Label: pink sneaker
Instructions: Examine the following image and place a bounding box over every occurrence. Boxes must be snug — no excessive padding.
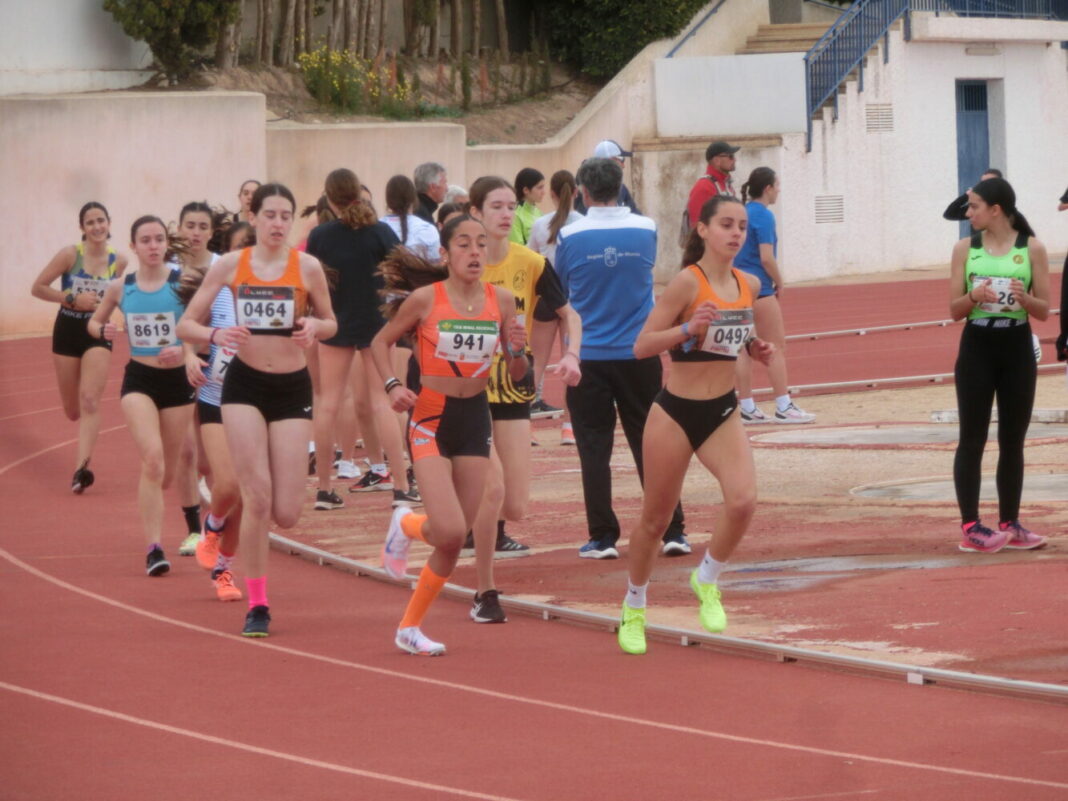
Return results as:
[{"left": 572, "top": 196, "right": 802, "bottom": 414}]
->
[
  {"left": 958, "top": 521, "right": 1011, "bottom": 553},
  {"left": 999, "top": 520, "right": 1047, "bottom": 550}
]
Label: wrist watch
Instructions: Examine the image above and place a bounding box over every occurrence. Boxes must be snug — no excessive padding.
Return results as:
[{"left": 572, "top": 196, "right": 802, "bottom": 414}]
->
[{"left": 64, "top": 291, "right": 75, "bottom": 305}]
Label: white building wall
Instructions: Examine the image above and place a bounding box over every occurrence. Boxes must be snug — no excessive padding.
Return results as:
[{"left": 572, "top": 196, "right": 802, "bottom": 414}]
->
[{"left": 0, "top": 0, "right": 152, "bottom": 94}]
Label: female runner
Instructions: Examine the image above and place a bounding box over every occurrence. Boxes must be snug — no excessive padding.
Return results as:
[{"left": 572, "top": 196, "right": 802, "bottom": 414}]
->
[
  {"left": 950, "top": 177, "right": 1049, "bottom": 553},
  {"left": 617, "top": 195, "right": 774, "bottom": 655},
  {"left": 372, "top": 215, "right": 528, "bottom": 655},
  {"left": 88, "top": 216, "right": 196, "bottom": 576},
  {"left": 177, "top": 183, "right": 337, "bottom": 637},
  {"left": 508, "top": 167, "right": 545, "bottom": 246},
  {"left": 32, "top": 202, "right": 128, "bottom": 492}
]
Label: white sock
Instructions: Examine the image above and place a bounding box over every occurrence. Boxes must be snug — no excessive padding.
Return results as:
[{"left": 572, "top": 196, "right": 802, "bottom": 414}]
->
[
  {"left": 371, "top": 463, "right": 387, "bottom": 475},
  {"left": 697, "top": 551, "right": 727, "bottom": 585},
  {"left": 308, "top": 440, "right": 316, "bottom": 453},
  {"left": 214, "top": 552, "right": 234, "bottom": 572},
  {"left": 740, "top": 397, "right": 756, "bottom": 413},
  {"left": 775, "top": 394, "right": 792, "bottom": 413},
  {"left": 206, "top": 513, "right": 226, "bottom": 532},
  {"left": 625, "top": 580, "right": 648, "bottom": 609}
]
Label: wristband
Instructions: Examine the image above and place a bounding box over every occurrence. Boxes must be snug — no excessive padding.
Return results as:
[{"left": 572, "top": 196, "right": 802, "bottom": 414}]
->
[
  {"left": 64, "top": 291, "right": 75, "bottom": 306},
  {"left": 744, "top": 336, "right": 756, "bottom": 355},
  {"left": 384, "top": 377, "right": 402, "bottom": 393},
  {"left": 209, "top": 328, "right": 218, "bottom": 345},
  {"left": 506, "top": 343, "right": 526, "bottom": 359}
]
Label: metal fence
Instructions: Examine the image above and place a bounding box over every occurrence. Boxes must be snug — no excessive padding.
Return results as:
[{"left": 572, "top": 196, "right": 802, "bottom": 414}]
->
[{"left": 909, "top": 0, "right": 1060, "bottom": 16}]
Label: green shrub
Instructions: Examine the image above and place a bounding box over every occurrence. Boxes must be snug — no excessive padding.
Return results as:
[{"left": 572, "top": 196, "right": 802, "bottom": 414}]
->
[{"left": 297, "top": 45, "right": 420, "bottom": 117}]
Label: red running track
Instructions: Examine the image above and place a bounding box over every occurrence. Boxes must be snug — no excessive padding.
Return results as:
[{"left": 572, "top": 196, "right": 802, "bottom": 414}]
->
[{"left": 2, "top": 277, "right": 1067, "bottom": 800}]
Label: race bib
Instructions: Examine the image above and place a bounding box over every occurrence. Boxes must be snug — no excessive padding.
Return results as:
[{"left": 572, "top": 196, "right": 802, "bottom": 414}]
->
[
  {"left": 972, "top": 275, "right": 1021, "bottom": 314},
  {"left": 435, "top": 319, "right": 499, "bottom": 364},
  {"left": 700, "top": 309, "right": 754, "bottom": 357},
  {"left": 71, "top": 275, "right": 109, "bottom": 301},
  {"left": 128, "top": 311, "right": 177, "bottom": 350},
  {"left": 210, "top": 345, "right": 238, "bottom": 384},
  {"left": 236, "top": 286, "right": 295, "bottom": 330}
]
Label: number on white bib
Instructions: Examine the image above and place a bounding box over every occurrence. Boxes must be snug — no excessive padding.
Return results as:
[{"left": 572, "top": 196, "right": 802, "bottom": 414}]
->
[
  {"left": 71, "top": 275, "right": 109, "bottom": 301},
  {"left": 435, "top": 319, "right": 499, "bottom": 365},
  {"left": 210, "top": 345, "right": 238, "bottom": 384},
  {"left": 236, "top": 285, "right": 295, "bottom": 331},
  {"left": 128, "top": 311, "right": 177, "bottom": 350},
  {"left": 972, "top": 275, "right": 1020, "bottom": 314},
  {"left": 700, "top": 309, "right": 754, "bottom": 357}
]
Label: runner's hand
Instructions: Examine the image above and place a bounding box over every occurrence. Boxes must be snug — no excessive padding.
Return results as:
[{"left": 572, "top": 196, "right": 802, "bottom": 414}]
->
[
  {"left": 971, "top": 279, "right": 996, "bottom": 304},
  {"left": 687, "top": 301, "right": 718, "bottom": 341},
  {"left": 101, "top": 322, "right": 117, "bottom": 341},
  {"left": 158, "top": 345, "right": 184, "bottom": 368},
  {"left": 552, "top": 351, "right": 582, "bottom": 387},
  {"left": 507, "top": 317, "right": 526, "bottom": 354},
  {"left": 387, "top": 385, "right": 417, "bottom": 413},
  {"left": 749, "top": 338, "right": 775, "bottom": 366},
  {"left": 215, "top": 326, "right": 249, "bottom": 349},
  {"left": 292, "top": 317, "right": 318, "bottom": 349},
  {"left": 185, "top": 353, "right": 209, "bottom": 388}
]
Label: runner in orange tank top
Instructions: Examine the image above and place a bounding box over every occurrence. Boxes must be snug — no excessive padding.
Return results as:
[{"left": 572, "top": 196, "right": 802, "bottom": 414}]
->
[{"left": 369, "top": 215, "right": 529, "bottom": 656}]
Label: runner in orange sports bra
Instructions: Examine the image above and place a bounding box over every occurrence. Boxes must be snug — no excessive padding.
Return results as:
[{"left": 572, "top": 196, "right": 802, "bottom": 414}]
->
[
  {"left": 615, "top": 194, "right": 775, "bottom": 655},
  {"left": 369, "top": 214, "right": 528, "bottom": 656}
]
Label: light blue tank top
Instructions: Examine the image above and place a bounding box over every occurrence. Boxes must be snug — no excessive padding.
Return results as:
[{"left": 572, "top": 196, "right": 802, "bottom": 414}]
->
[{"left": 119, "top": 269, "right": 185, "bottom": 357}]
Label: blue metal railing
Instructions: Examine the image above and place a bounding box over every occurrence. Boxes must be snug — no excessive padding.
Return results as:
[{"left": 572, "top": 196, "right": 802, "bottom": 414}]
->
[{"left": 911, "top": 0, "right": 1057, "bottom": 16}]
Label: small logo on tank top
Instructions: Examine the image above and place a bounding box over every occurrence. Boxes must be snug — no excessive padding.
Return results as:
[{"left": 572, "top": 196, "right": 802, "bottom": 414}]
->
[{"left": 604, "top": 247, "right": 618, "bottom": 268}]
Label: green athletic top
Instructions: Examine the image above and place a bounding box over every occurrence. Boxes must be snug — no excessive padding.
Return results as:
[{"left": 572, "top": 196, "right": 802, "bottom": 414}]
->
[
  {"left": 965, "top": 230, "right": 1031, "bottom": 321},
  {"left": 509, "top": 200, "right": 543, "bottom": 246}
]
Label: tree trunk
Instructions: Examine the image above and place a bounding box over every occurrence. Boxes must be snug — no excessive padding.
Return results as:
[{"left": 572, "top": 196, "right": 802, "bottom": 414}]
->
[
  {"left": 260, "top": 0, "right": 276, "bottom": 65},
  {"left": 494, "top": 0, "right": 507, "bottom": 60},
  {"left": 346, "top": 0, "right": 359, "bottom": 51},
  {"left": 471, "top": 0, "right": 480, "bottom": 57},
  {"left": 329, "top": 0, "right": 344, "bottom": 50},
  {"left": 377, "top": 0, "right": 387, "bottom": 55},
  {"left": 253, "top": 0, "right": 264, "bottom": 65},
  {"left": 293, "top": 0, "right": 304, "bottom": 57},
  {"left": 304, "top": 0, "right": 313, "bottom": 53},
  {"left": 215, "top": 16, "right": 235, "bottom": 69},
  {"left": 449, "top": 0, "right": 461, "bottom": 57},
  {"left": 277, "top": 0, "right": 294, "bottom": 65},
  {"left": 355, "top": 0, "right": 368, "bottom": 58},
  {"left": 428, "top": 0, "right": 439, "bottom": 59}
]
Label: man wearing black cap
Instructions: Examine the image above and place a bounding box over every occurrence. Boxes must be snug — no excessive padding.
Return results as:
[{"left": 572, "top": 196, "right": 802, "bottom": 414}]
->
[{"left": 683, "top": 141, "right": 739, "bottom": 240}]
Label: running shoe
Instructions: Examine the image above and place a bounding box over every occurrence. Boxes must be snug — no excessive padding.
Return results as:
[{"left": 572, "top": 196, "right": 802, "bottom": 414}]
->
[
  {"left": 530, "top": 399, "right": 563, "bottom": 419},
  {"left": 146, "top": 546, "right": 170, "bottom": 577},
  {"left": 349, "top": 470, "right": 393, "bottom": 492},
  {"left": 739, "top": 406, "right": 770, "bottom": 425},
  {"left": 470, "top": 589, "right": 508, "bottom": 623},
  {"left": 560, "top": 422, "right": 576, "bottom": 445},
  {"left": 314, "top": 489, "right": 345, "bottom": 510},
  {"left": 212, "top": 569, "right": 243, "bottom": 602},
  {"left": 307, "top": 451, "right": 317, "bottom": 476},
  {"left": 71, "top": 460, "right": 95, "bottom": 494},
  {"left": 661, "top": 532, "right": 692, "bottom": 556},
  {"left": 335, "top": 459, "right": 361, "bottom": 480},
  {"left": 496, "top": 528, "right": 530, "bottom": 557},
  {"left": 618, "top": 603, "right": 647, "bottom": 655},
  {"left": 999, "top": 520, "right": 1047, "bottom": 550},
  {"left": 196, "top": 521, "right": 222, "bottom": 570},
  {"left": 460, "top": 530, "right": 476, "bottom": 558},
  {"left": 579, "top": 540, "right": 619, "bottom": 559},
  {"left": 774, "top": 403, "right": 816, "bottom": 424},
  {"left": 392, "top": 487, "right": 422, "bottom": 508},
  {"left": 690, "top": 570, "right": 727, "bottom": 633},
  {"left": 382, "top": 506, "right": 413, "bottom": 578},
  {"left": 958, "top": 521, "right": 1011, "bottom": 553},
  {"left": 395, "top": 626, "right": 446, "bottom": 656},
  {"left": 1032, "top": 333, "right": 1042, "bottom": 363},
  {"left": 406, "top": 465, "right": 417, "bottom": 489},
  {"left": 178, "top": 531, "right": 201, "bottom": 557},
  {"left": 242, "top": 605, "right": 271, "bottom": 637}
]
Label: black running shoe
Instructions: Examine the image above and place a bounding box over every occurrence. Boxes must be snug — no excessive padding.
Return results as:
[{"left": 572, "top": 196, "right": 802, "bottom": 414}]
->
[
  {"left": 71, "top": 460, "right": 95, "bottom": 494},
  {"left": 307, "top": 451, "right": 317, "bottom": 476},
  {"left": 391, "top": 487, "right": 422, "bottom": 508},
  {"left": 145, "top": 546, "right": 170, "bottom": 577},
  {"left": 470, "top": 589, "right": 508, "bottom": 623},
  {"left": 406, "top": 465, "right": 417, "bottom": 490},
  {"left": 530, "top": 399, "right": 563, "bottom": 420},
  {"left": 242, "top": 605, "right": 271, "bottom": 637},
  {"left": 348, "top": 470, "right": 393, "bottom": 492},
  {"left": 495, "top": 529, "right": 530, "bottom": 556},
  {"left": 460, "top": 531, "right": 475, "bottom": 558},
  {"left": 314, "top": 489, "right": 344, "bottom": 510}
]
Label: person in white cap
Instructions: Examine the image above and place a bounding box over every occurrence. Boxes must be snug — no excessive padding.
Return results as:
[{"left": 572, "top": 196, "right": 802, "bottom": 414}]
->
[{"left": 574, "top": 140, "right": 641, "bottom": 215}]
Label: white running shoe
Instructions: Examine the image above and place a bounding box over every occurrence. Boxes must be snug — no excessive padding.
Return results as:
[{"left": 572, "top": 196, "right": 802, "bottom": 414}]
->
[
  {"left": 1032, "top": 334, "right": 1042, "bottom": 363},
  {"left": 178, "top": 532, "right": 201, "bottom": 556},
  {"left": 382, "top": 506, "right": 413, "bottom": 578},
  {"left": 740, "top": 406, "right": 770, "bottom": 424},
  {"left": 774, "top": 402, "right": 816, "bottom": 424},
  {"left": 335, "top": 459, "right": 361, "bottom": 480},
  {"left": 560, "top": 422, "right": 576, "bottom": 445},
  {"left": 395, "top": 626, "right": 446, "bottom": 656}
]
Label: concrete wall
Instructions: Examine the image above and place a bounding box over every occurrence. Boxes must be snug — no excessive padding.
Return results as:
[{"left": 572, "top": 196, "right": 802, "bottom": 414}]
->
[
  {"left": 0, "top": 0, "right": 152, "bottom": 94},
  {"left": 4, "top": 92, "right": 266, "bottom": 338},
  {"left": 654, "top": 53, "right": 807, "bottom": 137}
]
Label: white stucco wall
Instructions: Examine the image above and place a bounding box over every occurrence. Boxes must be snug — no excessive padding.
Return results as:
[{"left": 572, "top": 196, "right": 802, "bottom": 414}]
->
[
  {"left": 3, "top": 92, "right": 266, "bottom": 337},
  {"left": 0, "top": 0, "right": 153, "bottom": 94},
  {"left": 654, "top": 53, "right": 807, "bottom": 137}
]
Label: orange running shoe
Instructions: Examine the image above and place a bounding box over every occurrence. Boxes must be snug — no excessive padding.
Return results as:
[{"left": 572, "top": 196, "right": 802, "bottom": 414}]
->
[
  {"left": 196, "top": 528, "right": 221, "bottom": 570},
  {"left": 213, "top": 569, "right": 242, "bottom": 602}
]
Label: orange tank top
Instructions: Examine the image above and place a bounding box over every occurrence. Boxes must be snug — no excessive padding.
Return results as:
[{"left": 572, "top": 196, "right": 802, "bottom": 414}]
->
[
  {"left": 672, "top": 265, "right": 755, "bottom": 362},
  {"left": 417, "top": 281, "right": 502, "bottom": 378},
  {"left": 231, "top": 247, "right": 308, "bottom": 336}
]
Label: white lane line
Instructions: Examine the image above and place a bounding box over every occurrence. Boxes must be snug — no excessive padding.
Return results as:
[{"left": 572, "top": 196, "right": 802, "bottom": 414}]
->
[
  {"left": 0, "top": 427, "right": 125, "bottom": 476},
  {"left": 0, "top": 395, "right": 120, "bottom": 422},
  {"left": 0, "top": 680, "right": 525, "bottom": 801},
  {"left": 2, "top": 546, "right": 1065, "bottom": 791}
]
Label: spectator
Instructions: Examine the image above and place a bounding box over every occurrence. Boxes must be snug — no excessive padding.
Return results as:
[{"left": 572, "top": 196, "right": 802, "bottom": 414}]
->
[
  {"left": 1057, "top": 182, "right": 1068, "bottom": 362},
  {"left": 413, "top": 162, "right": 448, "bottom": 224},
  {"left": 383, "top": 174, "right": 442, "bottom": 262},
  {"left": 943, "top": 168, "right": 1003, "bottom": 221},
  {"left": 574, "top": 140, "right": 640, "bottom": 215},
  {"left": 555, "top": 158, "right": 688, "bottom": 559},
  {"left": 682, "top": 141, "right": 739, "bottom": 243},
  {"left": 444, "top": 184, "right": 469, "bottom": 206}
]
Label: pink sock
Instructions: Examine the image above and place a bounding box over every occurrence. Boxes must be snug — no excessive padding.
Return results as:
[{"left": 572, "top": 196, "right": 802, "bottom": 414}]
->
[{"left": 247, "top": 576, "right": 267, "bottom": 609}]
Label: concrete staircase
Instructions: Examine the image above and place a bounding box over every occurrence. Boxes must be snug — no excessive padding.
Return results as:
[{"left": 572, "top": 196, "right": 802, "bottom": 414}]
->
[{"left": 736, "top": 22, "right": 829, "bottom": 54}]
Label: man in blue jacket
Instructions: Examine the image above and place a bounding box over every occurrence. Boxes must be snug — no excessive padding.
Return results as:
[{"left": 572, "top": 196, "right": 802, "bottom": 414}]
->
[{"left": 555, "top": 158, "right": 688, "bottom": 559}]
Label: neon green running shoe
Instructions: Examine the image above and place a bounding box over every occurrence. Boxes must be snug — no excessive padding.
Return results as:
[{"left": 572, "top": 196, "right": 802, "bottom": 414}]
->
[
  {"left": 690, "top": 570, "right": 727, "bottom": 633},
  {"left": 178, "top": 532, "right": 201, "bottom": 557},
  {"left": 618, "top": 603, "right": 647, "bottom": 655}
]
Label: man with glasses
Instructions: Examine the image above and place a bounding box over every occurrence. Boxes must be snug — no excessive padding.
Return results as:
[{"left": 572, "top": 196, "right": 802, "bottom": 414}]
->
[{"left": 683, "top": 141, "right": 740, "bottom": 243}]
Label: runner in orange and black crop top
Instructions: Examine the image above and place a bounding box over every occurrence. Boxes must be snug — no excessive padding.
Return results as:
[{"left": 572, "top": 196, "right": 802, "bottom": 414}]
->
[
  {"left": 230, "top": 245, "right": 308, "bottom": 336},
  {"left": 615, "top": 195, "right": 775, "bottom": 657},
  {"left": 369, "top": 214, "right": 528, "bottom": 657}
]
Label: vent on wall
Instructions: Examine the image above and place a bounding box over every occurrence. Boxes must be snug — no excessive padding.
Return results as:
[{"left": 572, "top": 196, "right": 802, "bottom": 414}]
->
[
  {"left": 815, "top": 195, "right": 845, "bottom": 224},
  {"left": 865, "top": 103, "right": 894, "bottom": 132}
]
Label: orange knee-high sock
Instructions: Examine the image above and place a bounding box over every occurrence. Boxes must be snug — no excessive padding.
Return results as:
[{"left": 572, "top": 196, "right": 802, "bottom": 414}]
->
[
  {"left": 399, "top": 562, "right": 448, "bottom": 629},
  {"left": 401, "top": 512, "right": 428, "bottom": 542}
]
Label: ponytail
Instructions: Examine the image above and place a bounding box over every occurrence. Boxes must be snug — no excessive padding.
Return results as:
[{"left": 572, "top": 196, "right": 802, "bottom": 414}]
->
[
  {"left": 740, "top": 167, "right": 776, "bottom": 204},
  {"left": 680, "top": 194, "right": 744, "bottom": 268},
  {"left": 547, "top": 170, "right": 576, "bottom": 245},
  {"left": 325, "top": 168, "right": 377, "bottom": 230},
  {"left": 971, "top": 177, "right": 1037, "bottom": 240}
]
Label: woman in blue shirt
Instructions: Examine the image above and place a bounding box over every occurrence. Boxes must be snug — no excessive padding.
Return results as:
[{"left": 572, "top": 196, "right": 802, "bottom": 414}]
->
[{"left": 734, "top": 167, "right": 814, "bottom": 424}]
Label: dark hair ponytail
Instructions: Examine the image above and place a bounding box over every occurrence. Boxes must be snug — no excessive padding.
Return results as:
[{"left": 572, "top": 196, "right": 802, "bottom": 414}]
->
[
  {"left": 971, "top": 177, "right": 1036, "bottom": 239},
  {"left": 740, "top": 167, "right": 776, "bottom": 203},
  {"left": 547, "top": 170, "right": 576, "bottom": 245},
  {"left": 680, "top": 194, "right": 744, "bottom": 267}
]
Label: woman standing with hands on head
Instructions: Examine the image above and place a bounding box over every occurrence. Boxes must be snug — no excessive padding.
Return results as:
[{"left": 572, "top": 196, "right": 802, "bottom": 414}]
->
[
  {"left": 32, "top": 202, "right": 128, "bottom": 493},
  {"left": 617, "top": 195, "right": 774, "bottom": 655},
  {"left": 372, "top": 215, "right": 529, "bottom": 655},
  {"left": 88, "top": 216, "right": 195, "bottom": 577},
  {"left": 177, "top": 183, "right": 337, "bottom": 637},
  {"left": 950, "top": 177, "right": 1049, "bottom": 554}
]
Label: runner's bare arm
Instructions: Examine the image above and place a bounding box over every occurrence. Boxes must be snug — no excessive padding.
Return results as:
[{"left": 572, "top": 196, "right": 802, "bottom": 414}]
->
[
  {"left": 634, "top": 270, "right": 705, "bottom": 359},
  {"left": 30, "top": 246, "right": 77, "bottom": 306}
]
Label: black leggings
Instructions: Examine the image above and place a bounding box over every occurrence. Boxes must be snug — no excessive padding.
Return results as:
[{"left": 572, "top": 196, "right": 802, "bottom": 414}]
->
[{"left": 953, "top": 321, "right": 1035, "bottom": 524}]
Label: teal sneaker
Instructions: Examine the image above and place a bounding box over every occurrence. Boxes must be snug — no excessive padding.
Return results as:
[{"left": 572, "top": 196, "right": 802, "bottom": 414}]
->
[
  {"left": 690, "top": 570, "right": 727, "bottom": 633},
  {"left": 618, "top": 603, "right": 647, "bottom": 655},
  {"left": 178, "top": 531, "right": 201, "bottom": 557}
]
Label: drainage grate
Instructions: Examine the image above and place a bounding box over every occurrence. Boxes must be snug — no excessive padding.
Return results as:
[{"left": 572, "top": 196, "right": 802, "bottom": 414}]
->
[
  {"left": 865, "top": 103, "right": 894, "bottom": 132},
  {"left": 815, "top": 195, "right": 845, "bottom": 224}
]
